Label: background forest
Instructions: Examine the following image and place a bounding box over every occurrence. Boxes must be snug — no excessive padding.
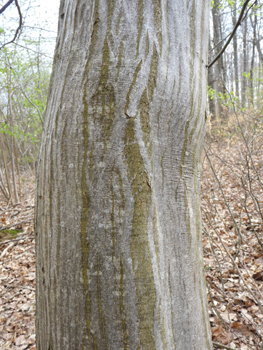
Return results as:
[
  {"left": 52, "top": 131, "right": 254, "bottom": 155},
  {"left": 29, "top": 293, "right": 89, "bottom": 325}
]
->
[{"left": 1, "top": 0, "right": 263, "bottom": 349}]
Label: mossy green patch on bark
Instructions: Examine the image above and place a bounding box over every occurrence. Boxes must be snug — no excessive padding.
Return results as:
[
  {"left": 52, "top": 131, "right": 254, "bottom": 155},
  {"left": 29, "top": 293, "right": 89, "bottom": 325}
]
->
[
  {"left": 85, "top": 0, "right": 99, "bottom": 73},
  {"left": 153, "top": 0, "right": 162, "bottom": 53},
  {"left": 136, "top": 0, "right": 144, "bottom": 57},
  {"left": 145, "top": 30, "right": 150, "bottom": 60},
  {"left": 100, "top": 39, "right": 111, "bottom": 89},
  {"left": 99, "top": 39, "right": 116, "bottom": 147},
  {"left": 97, "top": 252, "right": 106, "bottom": 345},
  {"left": 93, "top": 335, "right": 98, "bottom": 350},
  {"left": 80, "top": 2, "right": 117, "bottom": 345},
  {"left": 148, "top": 140, "right": 153, "bottom": 161},
  {"left": 80, "top": 3, "right": 117, "bottom": 344},
  {"left": 108, "top": 0, "right": 114, "bottom": 23},
  {"left": 148, "top": 44, "right": 158, "bottom": 99},
  {"left": 89, "top": 36, "right": 116, "bottom": 148},
  {"left": 116, "top": 9, "right": 122, "bottom": 36},
  {"left": 125, "top": 60, "right": 142, "bottom": 117},
  {"left": 110, "top": 176, "right": 116, "bottom": 256},
  {"left": 72, "top": 0, "right": 82, "bottom": 39},
  {"left": 120, "top": 255, "right": 129, "bottom": 349},
  {"left": 139, "top": 89, "right": 150, "bottom": 145},
  {"left": 124, "top": 119, "right": 156, "bottom": 350},
  {"left": 139, "top": 44, "right": 158, "bottom": 146}
]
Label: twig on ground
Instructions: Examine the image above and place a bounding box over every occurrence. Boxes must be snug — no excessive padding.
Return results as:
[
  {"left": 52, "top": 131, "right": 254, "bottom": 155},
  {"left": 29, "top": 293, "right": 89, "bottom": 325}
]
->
[
  {"left": 213, "top": 342, "right": 239, "bottom": 350},
  {"left": 0, "top": 234, "right": 27, "bottom": 245},
  {"left": 1, "top": 241, "right": 15, "bottom": 257},
  {"left": 0, "top": 219, "right": 32, "bottom": 231}
]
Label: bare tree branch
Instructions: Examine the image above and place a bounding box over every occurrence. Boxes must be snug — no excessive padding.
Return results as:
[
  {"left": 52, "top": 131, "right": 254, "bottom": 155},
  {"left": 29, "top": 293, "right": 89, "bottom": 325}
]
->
[
  {"left": 242, "top": 0, "right": 258, "bottom": 22},
  {"left": 209, "top": 0, "right": 258, "bottom": 54},
  {"left": 0, "top": 0, "right": 14, "bottom": 15},
  {"left": 207, "top": 0, "right": 252, "bottom": 69},
  {"left": 0, "top": 0, "right": 22, "bottom": 50},
  {"left": 209, "top": 32, "right": 231, "bottom": 54},
  {"left": 12, "top": 42, "right": 54, "bottom": 58}
]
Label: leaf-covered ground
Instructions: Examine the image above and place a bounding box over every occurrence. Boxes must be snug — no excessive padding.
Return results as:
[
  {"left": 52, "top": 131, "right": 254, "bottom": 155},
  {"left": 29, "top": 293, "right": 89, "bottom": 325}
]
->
[
  {"left": 0, "top": 177, "right": 36, "bottom": 350},
  {"left": 1, "top": 125, "right": 263, "bottom": 349},
  {"left": 203, "top": 116, "right": 263, "bottom": 350}
]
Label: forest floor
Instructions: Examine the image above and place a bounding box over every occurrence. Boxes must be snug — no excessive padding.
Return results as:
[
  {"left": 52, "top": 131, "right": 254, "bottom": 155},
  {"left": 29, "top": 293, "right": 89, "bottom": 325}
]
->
[
  {"left": 0, "top": 175, "right": 35, "bottom": 350},
  {"left": 202, "top": 116, "right": 263, "bottom": 350},
  {"left": 0, "top": 127, "right": 263, "bottom": 349}
]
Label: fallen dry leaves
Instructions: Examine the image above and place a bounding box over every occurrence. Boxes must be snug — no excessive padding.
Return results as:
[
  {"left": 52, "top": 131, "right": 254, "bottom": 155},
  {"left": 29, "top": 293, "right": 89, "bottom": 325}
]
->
[
  {"left": 0, "top": 174, "right": 35, "bottom": 350},
  {"left": 203, "top": 115, "right": 263, "bottom": 349}
]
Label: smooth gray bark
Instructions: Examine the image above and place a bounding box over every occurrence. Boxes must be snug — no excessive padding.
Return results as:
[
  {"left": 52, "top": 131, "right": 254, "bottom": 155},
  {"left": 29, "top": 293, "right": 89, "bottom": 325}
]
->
[
  {"left": 242, "top": 17, "right": 248, "bottom": 106},
  {"left": 208, "top": 31, "right": 217, "bottom": 119},
  {"left": 212, "top": 0, "right": 224, "bottom": 119},
  {"left": 232, "top": 1, "right": 239, "bottom": 102},
  {"left": 35, "top": 0, "right": 212, "bottom": 349},
  {"left": 250, "top": 12, "right": 256, "bottom": 104}
]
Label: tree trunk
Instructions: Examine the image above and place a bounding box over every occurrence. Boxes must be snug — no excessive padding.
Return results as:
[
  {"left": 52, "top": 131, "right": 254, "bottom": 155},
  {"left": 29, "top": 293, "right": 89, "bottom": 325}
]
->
[
  {"left": 241, "top": 17, "right": 248, "bottom": 107},
  {"left": 250, "top": 11, "right": 257, "bottom": 106},
  {"left": 212, "top": 0, "right": 224, "bottom": 119},
  {"left": 35, "top": 1, "right": 212, "bottom": 349},
  {"left": 208, "top": 31, "right": 217, "bottom": 119},
  {"left": 232, "top": 0, "right": 239, "bottom": 102},
  {"left": 254, "top": 12, "right": 263, "bottom": 63}
]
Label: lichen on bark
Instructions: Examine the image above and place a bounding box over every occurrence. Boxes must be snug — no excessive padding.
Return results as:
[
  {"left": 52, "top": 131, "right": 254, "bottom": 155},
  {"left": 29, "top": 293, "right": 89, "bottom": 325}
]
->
[{"left": 124, "top": 119, "right": 156, "bottom": 349}]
